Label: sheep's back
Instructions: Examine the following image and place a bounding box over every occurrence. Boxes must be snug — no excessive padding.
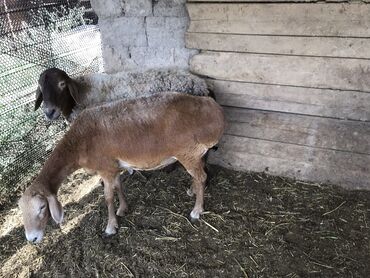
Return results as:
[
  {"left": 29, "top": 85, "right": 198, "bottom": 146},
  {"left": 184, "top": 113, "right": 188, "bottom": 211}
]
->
[
  {"left": 74, "top": 92, "right": 223, "bottom": 157},
  {"left": 76, "top": 69, "right": 210, "bottom": 109}
]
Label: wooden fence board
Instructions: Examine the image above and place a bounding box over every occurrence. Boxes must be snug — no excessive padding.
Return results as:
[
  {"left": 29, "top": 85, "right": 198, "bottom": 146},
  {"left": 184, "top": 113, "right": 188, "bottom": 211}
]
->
[
  {"left": 208, "top": 79, "right": 370, "bottom": 121},
  {"left": 209, "top": 135, "right": 370, "bottom": 189},
  {"left": 188, "top": 0, "right": 358, "bottom": 2},
  {"left": 223, "top": 107, "right": 370, "bottom": 154},
  {"left": 186, "top": 32, "right": 370, "bottom": 59},
  {"left": 190, "top": 52, "right": 370, "bottom": 92},
  {"left": 187, "top": 3, "right": 370, "bottom": 37},
  {"left": 187, "top": 1, "right": 370, "bottom": 189}
]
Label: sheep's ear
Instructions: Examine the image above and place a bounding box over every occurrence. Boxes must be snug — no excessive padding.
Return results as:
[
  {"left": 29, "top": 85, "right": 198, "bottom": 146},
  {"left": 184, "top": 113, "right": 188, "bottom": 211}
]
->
[
  {"left": 47, "top": 194, "right": 64, "bottom": 224},
  {"left": 34, "top": 87, "right": 43, "bottom": 111},
  {"left": 67, "top": 79, "right": 82, "bottom": 105}
]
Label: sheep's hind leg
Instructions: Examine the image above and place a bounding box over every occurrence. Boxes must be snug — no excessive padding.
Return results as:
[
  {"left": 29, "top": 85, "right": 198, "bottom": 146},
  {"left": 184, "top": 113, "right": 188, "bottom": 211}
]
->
[
  {"left": 179, "top": 157, "right": 207, "bottom": 220},
  {"left": 101, "top": 173, "right": 119, "bottom": 236},
  {"left": 186, "top": 184, "right": 195, "bottom": 197},
  {"left": 114, "top": 174, "right": 128, "bottom": 216}
]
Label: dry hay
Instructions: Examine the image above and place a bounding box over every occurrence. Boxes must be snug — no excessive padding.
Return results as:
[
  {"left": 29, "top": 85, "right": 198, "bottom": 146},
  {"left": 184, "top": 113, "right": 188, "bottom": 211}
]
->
[{"left": 0, "top": 165, "right": 369, "bottom": 277}]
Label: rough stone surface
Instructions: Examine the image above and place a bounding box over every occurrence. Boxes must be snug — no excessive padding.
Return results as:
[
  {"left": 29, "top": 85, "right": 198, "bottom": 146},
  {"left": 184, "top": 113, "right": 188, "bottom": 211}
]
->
[
  {"left": 102, "top": 46, "right": 198, "bottom": 72},
  {"left": 90, "top": 0, "right": 122, "bottom": 19},
  {"left": 130, "top": 47, "right": 176, "bottom": 68},
  {"left": 96, "top": 0, "right": 193, "bottom": 72},
  {"left": 123, "top": 0, "right": 152, "bottom": 17},
  {"left": 146, "top": 17, "right": 189, "bottom": 48},
  {"left": 99, "top": 17, "right": 147, "bottom": 47},
  {"left": 175, "top": 48, "right": 198, "bottom": 66},
  {"left": 102, "top": 44, "right": 136, "bottom": 73},
  {"left": 153, "top": 0, "right": 187, "bottom": 17}
]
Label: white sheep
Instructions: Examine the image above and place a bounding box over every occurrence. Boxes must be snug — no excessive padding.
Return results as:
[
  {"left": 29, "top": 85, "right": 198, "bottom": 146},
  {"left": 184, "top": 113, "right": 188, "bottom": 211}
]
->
[
  {"left": 34, "top": 67, "right": 210, "bottom": 122},
  {"left": 19, "top": 92, "right": 225, "bottom": 243}
]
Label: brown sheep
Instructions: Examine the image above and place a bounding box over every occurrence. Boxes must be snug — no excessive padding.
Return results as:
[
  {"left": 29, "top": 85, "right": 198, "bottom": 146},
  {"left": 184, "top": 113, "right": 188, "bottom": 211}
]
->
[{"left": 19, "top": 92, "right": 225, "bottom": 242}]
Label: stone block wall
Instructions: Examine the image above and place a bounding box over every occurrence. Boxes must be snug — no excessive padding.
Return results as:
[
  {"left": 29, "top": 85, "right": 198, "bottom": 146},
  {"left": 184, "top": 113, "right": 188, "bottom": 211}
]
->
[{"left": 90, "top": 0, "right": 197, "bottom": 73}]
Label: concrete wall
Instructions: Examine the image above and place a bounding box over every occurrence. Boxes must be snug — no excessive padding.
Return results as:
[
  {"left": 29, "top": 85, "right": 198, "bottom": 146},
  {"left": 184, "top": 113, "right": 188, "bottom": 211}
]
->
[{"left": 90, "top": 0, "right": 197, "bottom": 73}]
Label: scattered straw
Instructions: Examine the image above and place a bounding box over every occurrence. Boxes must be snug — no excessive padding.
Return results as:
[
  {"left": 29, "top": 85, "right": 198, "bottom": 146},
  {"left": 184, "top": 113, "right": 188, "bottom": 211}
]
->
[
  {"left": 120, "top": 262, "right": 134, "bottom": 277},
  {"left": 155, "top": 237, "right": 179, "bottom": 241},
  {"left": 323, "top": 201, "right": 346, "bottom": 216},
  {"left": 157, "top": 206, "right": 198, "bottom": 231},
  {"left": 234, "top": 258, "right": 249, "bottom": 278},
  {"left": 310, "top": 261, "right": 334, "bottom": 269},
  {"left": 200, "top": 219, "right": 219, "bottom": 233},
  {"left": 1, "top": 166, "right": 369, "bottom": 277},
  {"left": 265, "top": 222, "right": 289, "bottom": 236},
  {"left": 249, "top": 255, "right": 259, "bottom": 268},
  {"left": 302, "top": 251, "right": 334, "bottom": 269}
]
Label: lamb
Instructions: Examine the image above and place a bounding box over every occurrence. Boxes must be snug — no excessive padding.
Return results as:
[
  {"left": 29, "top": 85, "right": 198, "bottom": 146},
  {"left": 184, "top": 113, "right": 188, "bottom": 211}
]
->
[
  {"left": 34, "top": 67, "right": 210, "bottom": 122},
  {"left": 19, "top": 92, "right": 225, "bottom": 243}
]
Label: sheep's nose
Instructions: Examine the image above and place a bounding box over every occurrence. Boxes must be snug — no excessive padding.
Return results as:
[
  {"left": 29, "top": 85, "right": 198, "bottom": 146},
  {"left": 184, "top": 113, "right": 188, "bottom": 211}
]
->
[
  {"left": 25, "top": 230, "right": 43, "bottom": 243},
  {"left": 45, "top": 108, "right": 56, "bottom": 119}
]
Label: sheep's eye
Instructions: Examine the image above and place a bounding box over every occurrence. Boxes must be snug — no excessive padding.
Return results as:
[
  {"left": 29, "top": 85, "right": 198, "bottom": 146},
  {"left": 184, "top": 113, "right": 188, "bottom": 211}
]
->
[
  {"left": 58, "top": 81, "right": 66, "bottom": 90},
  {"left": 38, "top": 205, "right": 46, "bottom": 217}
]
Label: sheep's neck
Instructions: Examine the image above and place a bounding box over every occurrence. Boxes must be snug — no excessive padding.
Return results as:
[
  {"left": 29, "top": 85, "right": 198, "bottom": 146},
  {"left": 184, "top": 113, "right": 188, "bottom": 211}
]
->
[{"left": 36, "top": 140, "right": 79, "bottom": 195}]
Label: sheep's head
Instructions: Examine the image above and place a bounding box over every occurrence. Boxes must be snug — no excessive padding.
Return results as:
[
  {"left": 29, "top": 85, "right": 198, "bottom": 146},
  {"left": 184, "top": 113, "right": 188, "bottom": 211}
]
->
[
  {"left": 18, "top": 186, "right": 63, "bottom": 243},
  {"left": 35, "top": 68, "right": 80, "bottom": 120}
]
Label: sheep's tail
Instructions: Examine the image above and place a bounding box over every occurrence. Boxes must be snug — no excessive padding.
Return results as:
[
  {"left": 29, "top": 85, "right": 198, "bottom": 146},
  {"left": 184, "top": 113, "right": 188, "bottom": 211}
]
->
[
  {"left": 207, "top": 89, "right": 217, "bottom": 101},
  {"left": 210, "top": 145, "right": 218, "bottom": 151}
]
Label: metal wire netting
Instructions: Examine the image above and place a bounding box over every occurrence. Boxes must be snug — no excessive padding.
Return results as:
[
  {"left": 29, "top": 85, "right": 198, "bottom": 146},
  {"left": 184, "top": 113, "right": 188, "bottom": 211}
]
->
[{"left": 0, "top": 0, "right": 103, "bottom": 204}]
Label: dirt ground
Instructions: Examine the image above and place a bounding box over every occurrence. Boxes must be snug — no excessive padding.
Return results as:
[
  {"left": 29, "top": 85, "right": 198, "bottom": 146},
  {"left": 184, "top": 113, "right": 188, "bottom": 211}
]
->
[{"left": 0, "top": 165, "right": 369, "bottom": 277}]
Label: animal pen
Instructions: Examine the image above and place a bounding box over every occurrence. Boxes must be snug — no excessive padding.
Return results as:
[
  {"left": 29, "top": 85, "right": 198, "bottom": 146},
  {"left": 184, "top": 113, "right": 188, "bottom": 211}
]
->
[{"left": 0, "top": 0, "right": 369, "bottom": 277}]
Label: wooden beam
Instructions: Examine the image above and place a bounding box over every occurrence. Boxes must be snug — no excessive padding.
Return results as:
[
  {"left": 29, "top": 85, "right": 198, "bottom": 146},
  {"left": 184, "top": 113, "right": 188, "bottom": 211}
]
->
[
  {"left": 209, "top": 135, "right": 370, "bottom": 189},
  {"left": 186, "top": 32, "right": 370, "bottom": 59},
  {"left": 223, "top": 107, "right": 370, "bottom": 154},
  {"left": 188, "top": 0, "right": 360, "bottom": 2},
  {"left": 190, "top": 52, "right": 370, "bottom": 92},
  {"left": 208, "top": 79, "right": 370, "bottom": 121},
  {"left": 187, "top": 3, "right": 370, "bottom": 37}
]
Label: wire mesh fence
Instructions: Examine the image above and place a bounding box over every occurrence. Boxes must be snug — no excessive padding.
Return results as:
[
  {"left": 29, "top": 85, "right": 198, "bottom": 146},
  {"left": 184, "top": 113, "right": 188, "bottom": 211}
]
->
[{"left": 0, "top": 0, "right": 102, "bottom": 205}]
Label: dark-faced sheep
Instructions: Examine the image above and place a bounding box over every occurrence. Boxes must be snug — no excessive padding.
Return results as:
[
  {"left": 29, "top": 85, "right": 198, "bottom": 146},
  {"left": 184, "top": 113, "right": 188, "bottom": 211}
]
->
[
  {"left": 19, "top": 92, "right": 225, "bottom": 243},
  {"left": 35, "top": 68, "right": 210, "bottom": 122}
]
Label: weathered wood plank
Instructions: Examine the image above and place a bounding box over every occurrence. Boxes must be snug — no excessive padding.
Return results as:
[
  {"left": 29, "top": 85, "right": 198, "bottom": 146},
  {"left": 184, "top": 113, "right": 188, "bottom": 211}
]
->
[
  {"left": 223, "top": 107, "right": 370, "bottom": 154},
  {"left": 188, "top": 0, "right": 307, "bottom": 2},
  {"left": 209, "top": 135, "right": 370, "bottom": 189},
  {"left": 190, "top": 52, "right": 370, "bottom": 92},
  {"left": 187, "top": 0, "right": 321, "bottom": 2},
  {"left": 186, "top": 32, "right": 370, "bottom": 59},
  {"left": 187, "top": 3, "right": 370, "bottom": 37},
  {"left": 188, "top": 0, "right": 358, "bottom": 2},
  {"left": 208, "top": 79, "right": 370, "bottom": 121}
]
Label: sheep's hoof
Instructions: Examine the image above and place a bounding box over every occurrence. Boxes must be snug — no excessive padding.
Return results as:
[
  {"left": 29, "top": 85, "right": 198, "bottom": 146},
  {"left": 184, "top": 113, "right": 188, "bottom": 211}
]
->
[
  {"left": 104, "top": 222, "right": 118, "bottom": 236},
  {"left": 190, "top": 209, "right": 202, "bottom": 222},
  {"left": 186, "top": 188, "right": 194, "bottom": 197},
  {"left": 116, "top": 206, "right": 128, "bottom": 217},
  {"left": 103, "top": 228, "right": 117, "bottom": 237},
  {"left": 102, "top": 232, "right": 115, "bottom": 239}
]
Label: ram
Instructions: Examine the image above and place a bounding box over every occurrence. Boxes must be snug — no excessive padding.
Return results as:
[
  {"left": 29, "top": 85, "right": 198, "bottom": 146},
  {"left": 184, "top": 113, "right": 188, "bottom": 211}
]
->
[
  {"left": 35, "top": 68, "right": 210, "bottom": 122},
  {"left": 19, "top": 92, "right": 225, "bottom": 243}
]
